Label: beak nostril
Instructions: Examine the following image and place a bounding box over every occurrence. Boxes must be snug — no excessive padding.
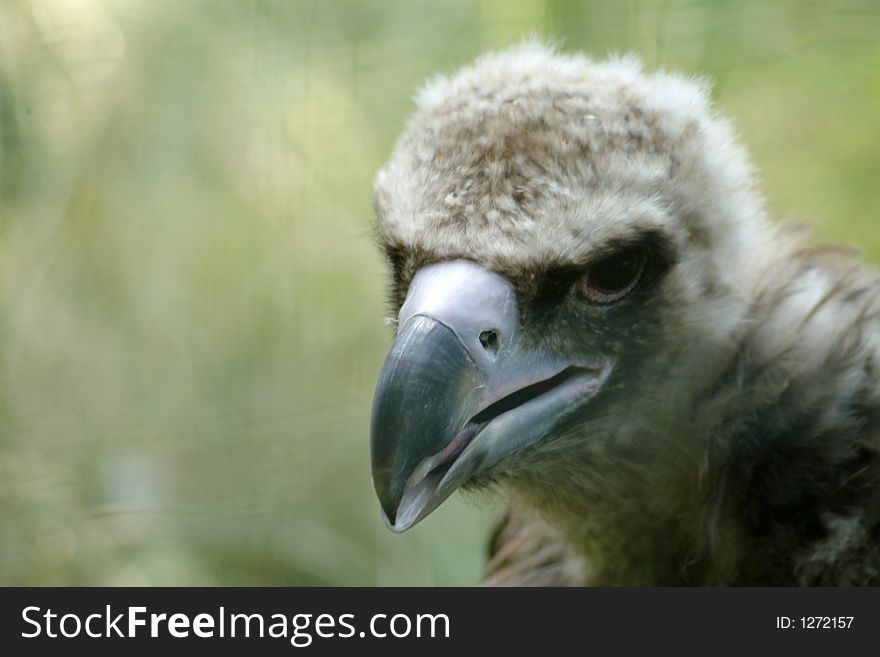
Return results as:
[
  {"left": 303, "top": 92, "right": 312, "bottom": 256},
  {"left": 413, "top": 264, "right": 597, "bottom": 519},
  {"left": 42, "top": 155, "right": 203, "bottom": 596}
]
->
[{"left": 479, "top": 329, "right": 501, "bottom": 359}]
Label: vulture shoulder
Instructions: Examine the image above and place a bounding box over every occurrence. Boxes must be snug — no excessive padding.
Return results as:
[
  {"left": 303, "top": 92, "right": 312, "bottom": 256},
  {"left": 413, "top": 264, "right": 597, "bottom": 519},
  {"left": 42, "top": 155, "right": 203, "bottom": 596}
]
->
[{"left": 485, "top": 507, "right": 588, "bottom": 586}]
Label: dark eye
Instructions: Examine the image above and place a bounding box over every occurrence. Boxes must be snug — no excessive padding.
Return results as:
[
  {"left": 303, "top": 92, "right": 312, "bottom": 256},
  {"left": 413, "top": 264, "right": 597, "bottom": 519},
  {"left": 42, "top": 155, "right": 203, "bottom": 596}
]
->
[{"left": 579, "top": 247, "right": 646, "bottom": 303}]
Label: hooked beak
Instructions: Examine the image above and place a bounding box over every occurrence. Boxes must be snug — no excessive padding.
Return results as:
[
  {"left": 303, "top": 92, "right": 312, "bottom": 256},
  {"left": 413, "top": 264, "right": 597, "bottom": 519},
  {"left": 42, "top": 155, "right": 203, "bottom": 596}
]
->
[{"left": 370, "top": 260, "right": 611, "bottom": 532}]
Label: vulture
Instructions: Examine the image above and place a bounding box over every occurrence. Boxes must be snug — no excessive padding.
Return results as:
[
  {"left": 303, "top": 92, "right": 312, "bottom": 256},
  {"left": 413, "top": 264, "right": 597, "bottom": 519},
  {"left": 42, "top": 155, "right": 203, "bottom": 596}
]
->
[{"left": 368, "top": 43, "right": 880, "bottom": 586}]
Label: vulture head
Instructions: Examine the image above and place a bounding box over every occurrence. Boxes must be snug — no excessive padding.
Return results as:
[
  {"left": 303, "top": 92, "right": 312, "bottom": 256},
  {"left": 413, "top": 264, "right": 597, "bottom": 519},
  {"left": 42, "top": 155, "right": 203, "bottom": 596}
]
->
[{"left": 369, "top": 44, "right": 880, "bottom": 585}]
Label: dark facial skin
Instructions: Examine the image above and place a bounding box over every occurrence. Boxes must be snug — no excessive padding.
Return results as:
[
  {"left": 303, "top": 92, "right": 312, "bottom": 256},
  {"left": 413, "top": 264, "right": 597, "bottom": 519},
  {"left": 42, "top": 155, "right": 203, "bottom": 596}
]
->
[{"left": 381, "top": 228, "right": 680, "bottom": 486}]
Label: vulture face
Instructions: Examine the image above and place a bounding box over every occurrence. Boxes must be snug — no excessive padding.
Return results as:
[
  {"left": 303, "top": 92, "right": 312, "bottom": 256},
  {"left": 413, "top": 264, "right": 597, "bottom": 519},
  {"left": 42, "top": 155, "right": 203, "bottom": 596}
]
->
[{"left": 370, "top": 45, "right": 771, "bottom": 532}]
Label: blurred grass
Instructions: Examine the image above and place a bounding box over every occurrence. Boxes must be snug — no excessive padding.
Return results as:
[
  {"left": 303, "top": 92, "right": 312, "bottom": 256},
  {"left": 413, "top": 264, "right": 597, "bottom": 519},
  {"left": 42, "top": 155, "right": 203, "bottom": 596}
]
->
[{"left": 0, "top": 0, "right": 878, "bottom": 585}]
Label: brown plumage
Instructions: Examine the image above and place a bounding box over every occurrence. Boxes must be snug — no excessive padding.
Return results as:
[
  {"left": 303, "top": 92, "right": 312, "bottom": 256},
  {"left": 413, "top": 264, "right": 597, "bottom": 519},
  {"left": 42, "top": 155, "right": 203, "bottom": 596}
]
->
[{"left": 369, "top": 44, "right": 880, "bottom": 585}]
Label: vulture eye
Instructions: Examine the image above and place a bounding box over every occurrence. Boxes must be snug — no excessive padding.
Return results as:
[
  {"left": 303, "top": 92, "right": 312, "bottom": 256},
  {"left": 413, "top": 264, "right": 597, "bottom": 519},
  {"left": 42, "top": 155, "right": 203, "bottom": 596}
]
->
[{"left": 579, "top": 246, "right": 646, "bottom": 303}]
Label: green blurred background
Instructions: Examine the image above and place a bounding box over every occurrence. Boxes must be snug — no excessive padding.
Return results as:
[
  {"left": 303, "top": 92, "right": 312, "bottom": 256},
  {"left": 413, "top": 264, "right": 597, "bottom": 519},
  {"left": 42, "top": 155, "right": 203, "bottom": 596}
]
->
[{"left": 0, "top": 0, "right": 878, "bottom": 585}]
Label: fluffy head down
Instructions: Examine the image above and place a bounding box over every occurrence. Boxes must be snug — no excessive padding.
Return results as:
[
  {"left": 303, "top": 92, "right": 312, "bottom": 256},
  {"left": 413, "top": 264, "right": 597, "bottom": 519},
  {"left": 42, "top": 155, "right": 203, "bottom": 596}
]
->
[{"left": 375, "top": 43, "right": 772, "bottom": 306}]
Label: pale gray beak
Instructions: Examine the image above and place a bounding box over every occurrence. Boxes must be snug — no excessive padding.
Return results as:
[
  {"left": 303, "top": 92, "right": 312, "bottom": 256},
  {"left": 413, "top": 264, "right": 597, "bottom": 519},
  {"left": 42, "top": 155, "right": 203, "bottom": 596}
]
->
[{"left": 371, "top": 260, "right": 611, "bottom": 531}]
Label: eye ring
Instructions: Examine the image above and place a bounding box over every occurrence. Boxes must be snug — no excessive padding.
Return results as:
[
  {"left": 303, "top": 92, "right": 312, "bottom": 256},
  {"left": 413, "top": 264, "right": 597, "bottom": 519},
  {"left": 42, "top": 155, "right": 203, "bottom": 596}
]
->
[{"left": 579, "top": 247, "right": 646, "bottom": 303}]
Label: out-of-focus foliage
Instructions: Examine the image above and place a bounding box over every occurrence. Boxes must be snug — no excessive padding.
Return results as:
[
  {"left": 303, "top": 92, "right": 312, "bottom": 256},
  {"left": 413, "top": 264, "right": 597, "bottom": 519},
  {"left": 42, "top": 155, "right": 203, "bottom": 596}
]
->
[{"left": 0, "top": 0, "right": 877, "bottom": 585}]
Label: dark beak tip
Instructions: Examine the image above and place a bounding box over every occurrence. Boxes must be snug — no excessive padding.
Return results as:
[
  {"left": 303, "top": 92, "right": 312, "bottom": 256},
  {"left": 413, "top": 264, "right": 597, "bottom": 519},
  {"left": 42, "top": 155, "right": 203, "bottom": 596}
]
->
[
  {"left": 381, "top": 504, "right": 422, "bottom": 533},
  {"left": 381, "top": 509, "right": 406, "bottom": 533},
  {"left": 372, "top": 478, "right": 400, "bottom": 529},
  {"left": 377, "top": 497, "right": 398, "bottom": 528}
]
